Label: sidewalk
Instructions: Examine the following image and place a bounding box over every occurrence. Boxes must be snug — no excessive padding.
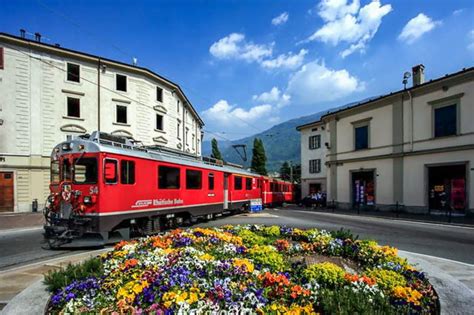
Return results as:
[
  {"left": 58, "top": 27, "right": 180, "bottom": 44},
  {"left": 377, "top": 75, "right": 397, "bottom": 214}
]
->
[
  {"left": 0, "top": 212, "right": 44, "bottom": 231},
  {"left": 293, "top": 205, "right": 474, "bottom": 226},
  {"left": 0, "top": 248, "right": 109, "bottom": 313}
]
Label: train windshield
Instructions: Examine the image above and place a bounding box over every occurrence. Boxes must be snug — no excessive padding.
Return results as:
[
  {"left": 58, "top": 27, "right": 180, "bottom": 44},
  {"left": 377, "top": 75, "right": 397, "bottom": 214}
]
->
[
  {"left": 51, "top": 161, "right": 60, "bottom": 184},
  {"left": 63, "top": 159, "right": 72, "bottom": 181},
  {"left": 74, "top": 158, "right": 98, "bottom": 184}
]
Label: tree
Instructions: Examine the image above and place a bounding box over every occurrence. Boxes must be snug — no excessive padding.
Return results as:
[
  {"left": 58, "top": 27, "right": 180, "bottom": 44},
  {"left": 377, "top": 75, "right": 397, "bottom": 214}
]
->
[
  {"left": 211, "top": 138, "right": 223, "bottom": 161},
  {"left": 251, "top": 138, "right": 267, "bottom": 175},
  {"left": 280, "top": 161, "right": 291, "bottom": 181}
]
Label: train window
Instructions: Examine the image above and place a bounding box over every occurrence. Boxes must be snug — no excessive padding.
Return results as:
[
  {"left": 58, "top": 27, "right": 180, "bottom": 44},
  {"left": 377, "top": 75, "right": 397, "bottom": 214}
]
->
[
  {"left": 121, "top": 160, "right": 135, "bottom": 185},
  {"left": 74, "top": 158, "right": 98, "bottom": 184},
  {"left": 208, "top": 173, "right": 215, "bottom": 190},
  {"left": 234, "top": 176, "right": 242, "bottom": 190},
  {"left": 62, "top": 159, "right": 72, "bottom": 181},
  {"left": 158, "top": 166, "right": 180, "bottom": 189},
  {"left": 104, "top": 159, "right": 118, "bottom": 184},
  {"left": 257, "top": 179, "right": 262, "bottom": 189},
  {"left": 51, "top": 161, "right": 60, "bottom": 184},
  {"left": 186, "top": 169, "right": 202, "bottom": 190},
  {"left": 246, "top": 178, "right": 252, "bottom": 190}
]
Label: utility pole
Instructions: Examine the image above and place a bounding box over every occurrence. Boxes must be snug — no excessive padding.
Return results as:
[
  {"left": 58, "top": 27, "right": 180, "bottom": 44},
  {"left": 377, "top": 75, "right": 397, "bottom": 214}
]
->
[{"left": 290, "top": 161, "right": 293, "bottom": 183}]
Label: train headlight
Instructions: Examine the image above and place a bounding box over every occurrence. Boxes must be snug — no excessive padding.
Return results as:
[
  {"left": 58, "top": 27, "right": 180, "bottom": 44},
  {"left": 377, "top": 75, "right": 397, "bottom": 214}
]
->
[
  {"left": 83, "top": 196, "right": 92, "bottom": 204},
  {"left": 62, "top": 143, "right": 71, "bottom": 151}
]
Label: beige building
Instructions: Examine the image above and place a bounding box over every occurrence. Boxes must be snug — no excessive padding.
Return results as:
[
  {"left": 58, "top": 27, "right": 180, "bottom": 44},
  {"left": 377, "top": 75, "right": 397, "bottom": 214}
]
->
[
  {"left": 299, "top": 65, "right": 474, "bottom": 214},
  {"left": 0, "top": 32, "right": 204, "bottom": 212},
  {"left": 296, "top": 121, "right": 327, "bottom": 197}
]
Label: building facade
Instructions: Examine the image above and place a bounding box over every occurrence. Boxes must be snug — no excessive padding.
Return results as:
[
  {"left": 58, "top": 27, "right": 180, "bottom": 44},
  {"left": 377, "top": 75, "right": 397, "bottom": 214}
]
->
[
  {"left": 296, "top": 121, "right": 327, "bottom": 197},
  {"left": 0, "top": 32, "right": 204, "bottom": 212},
  {"left": 298, "top": 65, "right": 474, "bottom": 214}
]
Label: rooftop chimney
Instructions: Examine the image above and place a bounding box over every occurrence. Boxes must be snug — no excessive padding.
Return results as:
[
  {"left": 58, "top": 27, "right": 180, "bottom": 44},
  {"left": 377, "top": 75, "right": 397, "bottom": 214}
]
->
[
  {"left": 34, "top": 32, "right": 41, "bottom": 42},
  {"left": 412, "top": 64, "right": 425, "bottom": 86},
  {"left": 20, "top": 29, "right": 26, "bottom": 38}
]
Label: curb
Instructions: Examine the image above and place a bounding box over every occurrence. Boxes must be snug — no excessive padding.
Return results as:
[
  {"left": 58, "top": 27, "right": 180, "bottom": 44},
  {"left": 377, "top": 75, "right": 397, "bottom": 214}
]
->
[
  {"left": 2, "top": 249, "right": 472, "bottom": 315},
  {"left": 288, "top": 209, "right": 474, "bottom": 229},
  {"left": 398, "top": 250, "right": 474, "bottom": 315},
  {"left": 1, "top": 280, "right": 49, "bottom": 315}
]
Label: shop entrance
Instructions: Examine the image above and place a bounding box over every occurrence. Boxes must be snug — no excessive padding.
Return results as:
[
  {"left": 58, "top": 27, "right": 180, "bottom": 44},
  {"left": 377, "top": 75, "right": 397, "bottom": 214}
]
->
[
  {"left": 428, "top": 164, "right": 466, "bottom": 212},
  {"left": 352, "top": 170, "right": 375, "bottom": 208},
  {"left": 309, "top": 183, "right": 321, "bottom": 194},
  {"left": 0, "top": 172, "right": 14, "bottom": 212}
]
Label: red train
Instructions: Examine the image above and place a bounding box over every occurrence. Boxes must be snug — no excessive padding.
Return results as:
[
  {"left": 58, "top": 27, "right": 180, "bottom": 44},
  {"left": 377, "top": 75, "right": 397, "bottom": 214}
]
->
[{"left": 43, "top": 132, "right": 294, "bottom": 247}]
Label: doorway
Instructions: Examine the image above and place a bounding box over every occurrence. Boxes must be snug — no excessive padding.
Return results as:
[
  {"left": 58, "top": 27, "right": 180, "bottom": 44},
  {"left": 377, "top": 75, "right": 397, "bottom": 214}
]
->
[
  {"left": 309, "top": 183, "right": 321, "bottom": 194},
  {"left": 428, "top": 164, "right": 466, "bottom": 212},
  {"left": 352, "top": 170, "right": 375, "bottom": 207},
  {"left": 0, "top": 172, "right": 14, "bottom": 212}
]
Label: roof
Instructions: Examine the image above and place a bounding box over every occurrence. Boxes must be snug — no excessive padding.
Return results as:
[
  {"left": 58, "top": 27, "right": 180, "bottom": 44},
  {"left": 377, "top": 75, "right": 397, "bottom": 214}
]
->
[
  {"left": 0, "top": 32, "right": 204, "bottom": 126},
  {"left": 296, "top": 119, "right": 325, "bottom": 131},
  {"left": 53, "top": 134, "right": 257, "bottom": 177},
  {"left": 296, "top": 66, "right": 474, "bottom": 130}
]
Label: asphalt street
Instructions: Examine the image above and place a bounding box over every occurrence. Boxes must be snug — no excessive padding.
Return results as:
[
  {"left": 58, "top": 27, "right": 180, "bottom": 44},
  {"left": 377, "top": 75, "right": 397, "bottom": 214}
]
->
[
  {"left": 199, "top": 208, "right": 474, "bottom": 264},
  {"left": 0, "top": 207, "right": 473, "bottom": 271},
  {"left": 0, "top": 228, "right": 92, "bottom": 271}
]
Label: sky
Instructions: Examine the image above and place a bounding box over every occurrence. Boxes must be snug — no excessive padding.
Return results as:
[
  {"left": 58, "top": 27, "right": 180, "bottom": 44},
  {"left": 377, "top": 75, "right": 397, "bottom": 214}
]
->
[{"left": 1, "top": 0, "right": 473, "bottom": 141}]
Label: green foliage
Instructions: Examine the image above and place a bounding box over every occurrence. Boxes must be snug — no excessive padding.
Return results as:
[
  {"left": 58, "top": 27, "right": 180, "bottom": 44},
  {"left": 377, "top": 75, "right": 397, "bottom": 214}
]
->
[
  {"left": 262, "top": 226, "right": 281, "bottom": 237},
  {"left": 211, "top": 138, "right": 223, "bottom": 161},
  {"left": 303, "top": 262, "right": 345, "bottom": 287},
  {"left": 316, "top": 287, "right": 396, "bottom": 315},
  {"left": 250, "top": 138, "right": 267, "bottom": 175},
  {"left": 248, "top": 245, "right": 286, "bottom": 271},
  {"left": 330, "top": 228, "right": 358, "bottom": 241},
  {"left": 238, "top": 229, "right": 266, "bottom": 246},
  {"left": 280, "top": 161, "right": 291, "bottom": 181},
  {"left": 43, "top": 257, "right": 103, "bottom": 292},
  {"left": 365, "top": 268, "right": 407, "bottom": 291}
]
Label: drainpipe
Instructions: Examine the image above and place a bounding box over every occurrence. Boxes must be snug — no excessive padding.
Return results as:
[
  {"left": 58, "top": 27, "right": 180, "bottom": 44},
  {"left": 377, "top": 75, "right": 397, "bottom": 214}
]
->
[
  {"left": 97, "top": 58, "right": 101, "bottom": 132},
  {"left": 407, "top": 90, "right": 414, "bottom": 151}
]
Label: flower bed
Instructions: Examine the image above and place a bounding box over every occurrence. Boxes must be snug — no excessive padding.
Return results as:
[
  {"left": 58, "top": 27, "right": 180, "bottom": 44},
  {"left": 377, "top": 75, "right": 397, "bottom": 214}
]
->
[{"left": 47, "top": 225, "right": 438, "bottom": 314}]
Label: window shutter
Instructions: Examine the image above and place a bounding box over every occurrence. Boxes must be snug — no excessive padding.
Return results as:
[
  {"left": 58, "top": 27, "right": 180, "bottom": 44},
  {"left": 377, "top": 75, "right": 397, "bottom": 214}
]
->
[{"left": 0, "top": 47, "right": 4, "bottom": 70}]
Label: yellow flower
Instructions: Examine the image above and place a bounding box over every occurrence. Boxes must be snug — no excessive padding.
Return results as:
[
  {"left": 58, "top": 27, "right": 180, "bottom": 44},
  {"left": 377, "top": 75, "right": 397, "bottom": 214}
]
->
[
  {"left": 393, "top": 286, "right": 423, "bottom": 305},
  {"left": 233, "top": 258, "right": 255, "bottom": 273},
  {"left": 200, "top": 253, "right": 214, "bottom": 261}
]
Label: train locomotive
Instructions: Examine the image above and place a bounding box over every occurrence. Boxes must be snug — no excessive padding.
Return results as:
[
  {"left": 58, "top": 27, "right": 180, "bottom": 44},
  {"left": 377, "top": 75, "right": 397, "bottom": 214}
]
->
[{"left": 43, "top": 132, "right": 294, "bottom": 248}]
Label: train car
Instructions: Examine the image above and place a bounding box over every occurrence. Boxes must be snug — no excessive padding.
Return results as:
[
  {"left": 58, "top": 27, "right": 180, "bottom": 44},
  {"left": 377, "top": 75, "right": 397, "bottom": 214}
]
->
[
  {"left": 43, "top": 132, "right": 262, "bottom": 248},
  {"left": 261, "top": 177, "right": 294, "bottom": 207}
]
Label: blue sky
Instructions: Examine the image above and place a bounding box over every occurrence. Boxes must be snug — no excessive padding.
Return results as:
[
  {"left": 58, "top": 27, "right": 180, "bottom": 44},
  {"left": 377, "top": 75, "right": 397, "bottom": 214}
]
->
[{"left": 1, "top": 0, "right": 473, "bottom": 140}]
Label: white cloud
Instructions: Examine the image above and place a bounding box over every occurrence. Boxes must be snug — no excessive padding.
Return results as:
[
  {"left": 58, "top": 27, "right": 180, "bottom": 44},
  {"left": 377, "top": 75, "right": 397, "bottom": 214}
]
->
[
  {"left": 253, "top": 87, "right": 291, "bottom": 108},
  {"left": 260, "top": 49, "right": 308, "bottom": 70},
  {"left": 398, "top": 13, "right": 441, "bottom": 44},
  {"left": 210, "top": 33, "right": 306, "bottom": 70},
  {"left": 209, "top": 33, "right": 273, "bottom": 62},
  {"left": 272, "top": 12, "right": 289, "bottom": 26},
  {"left": 317, "top": 0, "right": 360, "bottom": 22},
  {"left": 202, "top": 100, "right": 273, "bottom": 126},
  {"left": 307, "top": 0, "right": 392, "bottom": 58},
  {"left": 286, "top": 61, "right": 364, "bottom": 105},
  {"left": 452, "top": 9, "right": 464, "bottom": 16}
]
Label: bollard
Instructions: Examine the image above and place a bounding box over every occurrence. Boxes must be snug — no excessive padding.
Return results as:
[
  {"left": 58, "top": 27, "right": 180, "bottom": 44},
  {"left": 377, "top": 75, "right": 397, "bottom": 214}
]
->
[
  {"left": 332, "top": 199, "right": 335, "bottom": 213},
  {"left": 395, "top": 201, "right": 399, "bottom": 218},
  {"left": 32, "top": 199, "right": 38, "bottom": 212}
]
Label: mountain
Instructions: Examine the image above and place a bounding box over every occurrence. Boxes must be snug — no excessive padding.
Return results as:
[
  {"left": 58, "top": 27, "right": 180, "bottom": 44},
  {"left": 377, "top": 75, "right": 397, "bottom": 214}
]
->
[{"left": 202, "top": 98, "right": 375, "bottom": 172}]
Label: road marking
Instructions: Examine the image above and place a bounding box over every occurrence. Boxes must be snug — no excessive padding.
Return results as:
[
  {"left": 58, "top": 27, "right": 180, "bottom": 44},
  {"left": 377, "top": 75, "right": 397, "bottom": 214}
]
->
[
  {"left": 399, "top": 250, "right": 474, "bottom": 268},
  {"left": 289, "top": 210, "right": 474, "bottom": 230}
]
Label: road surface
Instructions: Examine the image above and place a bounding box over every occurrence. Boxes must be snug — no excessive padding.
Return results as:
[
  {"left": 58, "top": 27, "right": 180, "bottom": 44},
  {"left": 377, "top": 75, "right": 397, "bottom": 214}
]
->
[{"left": 1, "top": 207, "right": 473, "bottom": 271}]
